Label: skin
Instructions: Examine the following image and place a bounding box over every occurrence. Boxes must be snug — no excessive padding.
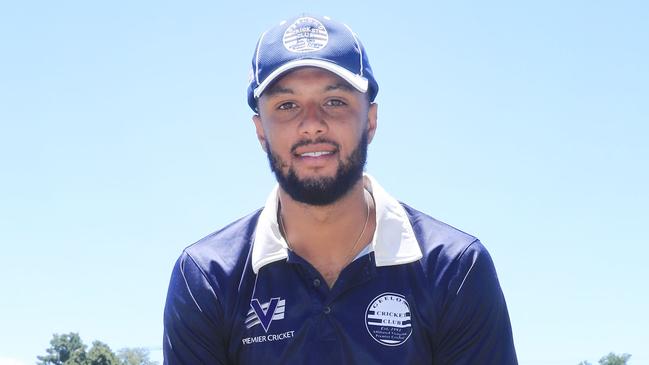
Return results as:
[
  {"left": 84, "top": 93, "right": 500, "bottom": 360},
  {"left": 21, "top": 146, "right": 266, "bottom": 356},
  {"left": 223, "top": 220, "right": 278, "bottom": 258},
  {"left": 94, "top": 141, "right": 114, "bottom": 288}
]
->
[{"left": 252, "top": 67, "right": 379, "bottom": 287}]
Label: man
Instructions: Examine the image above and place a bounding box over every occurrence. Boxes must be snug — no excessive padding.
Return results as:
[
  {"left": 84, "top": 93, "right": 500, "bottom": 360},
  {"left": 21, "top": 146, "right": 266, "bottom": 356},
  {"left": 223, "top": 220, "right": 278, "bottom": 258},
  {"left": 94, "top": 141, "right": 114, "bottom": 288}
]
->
[{"left": 164, "top": 14, "right": 517, "bottom": 364}]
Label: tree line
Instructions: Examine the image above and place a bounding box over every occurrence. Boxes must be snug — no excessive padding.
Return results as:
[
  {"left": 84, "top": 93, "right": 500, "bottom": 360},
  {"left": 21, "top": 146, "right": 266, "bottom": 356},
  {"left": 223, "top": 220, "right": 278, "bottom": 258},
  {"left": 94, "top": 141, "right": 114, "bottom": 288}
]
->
[
  {"left": 37, "top": 333, "right": 157, "bottom": 365},
  {"left": 579, "top": 352, "right": 632, "bottom": 365}
]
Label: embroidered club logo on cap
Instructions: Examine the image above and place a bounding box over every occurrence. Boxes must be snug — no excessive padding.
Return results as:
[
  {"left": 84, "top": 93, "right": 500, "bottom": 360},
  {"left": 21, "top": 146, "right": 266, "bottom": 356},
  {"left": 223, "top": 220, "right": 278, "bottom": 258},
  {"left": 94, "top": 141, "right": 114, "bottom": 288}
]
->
[
  {"left": 365, "top": 293, "right": 413, "bottom": 346},
  {"left": 282, "top": 17, "right": 329, "bottom": 53}
]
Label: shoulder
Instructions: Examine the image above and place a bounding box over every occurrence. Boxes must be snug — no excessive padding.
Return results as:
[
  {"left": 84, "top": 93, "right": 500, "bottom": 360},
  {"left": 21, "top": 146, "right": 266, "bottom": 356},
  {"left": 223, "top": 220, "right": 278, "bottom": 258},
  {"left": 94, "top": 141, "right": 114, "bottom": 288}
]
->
[
  {"left": 400, "top": 203, "right": 496, "bottom": 298},
  {"left": 400, "top": 204, "right": 517, "bottom": 363},
  {"left": 164, "top": 211, "right": 263, "bottom": 363},
  {"left": 401, "top": 202, "right": 481, "bottom": 262},
  {"left": 173, "top": 209, "right": 262, "bottom": 296},
  {"left": 183, "top": 209, "right": 262, "bottom": 268}
]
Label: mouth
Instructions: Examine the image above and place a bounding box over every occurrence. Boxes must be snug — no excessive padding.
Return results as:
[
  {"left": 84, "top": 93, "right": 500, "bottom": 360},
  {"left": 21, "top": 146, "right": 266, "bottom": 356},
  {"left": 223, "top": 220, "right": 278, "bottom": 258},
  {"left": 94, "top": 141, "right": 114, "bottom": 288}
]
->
[
  {"left": 291, "top": 143, "right": 339, "bottom": 169},
  {"left": 298, "top": 151, "right": 334, "bottom": 157},
  {"left": 292, "top": 142, "right": 339, "bottom": 159}
]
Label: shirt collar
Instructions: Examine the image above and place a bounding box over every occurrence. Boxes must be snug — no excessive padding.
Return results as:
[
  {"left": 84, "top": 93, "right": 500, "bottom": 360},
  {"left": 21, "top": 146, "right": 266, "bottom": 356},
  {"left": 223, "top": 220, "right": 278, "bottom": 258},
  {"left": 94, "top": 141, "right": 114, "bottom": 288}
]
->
[{"left": 251, "top": 174, "right": 423, "bottom": 273}]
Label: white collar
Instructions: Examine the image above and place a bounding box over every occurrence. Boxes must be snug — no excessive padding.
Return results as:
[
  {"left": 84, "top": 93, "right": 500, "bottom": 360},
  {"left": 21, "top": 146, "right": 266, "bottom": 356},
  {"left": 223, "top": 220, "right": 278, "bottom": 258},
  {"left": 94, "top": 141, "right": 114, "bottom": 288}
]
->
[{"left": 251, "top": 174, "right": 423, "bottom": 273}]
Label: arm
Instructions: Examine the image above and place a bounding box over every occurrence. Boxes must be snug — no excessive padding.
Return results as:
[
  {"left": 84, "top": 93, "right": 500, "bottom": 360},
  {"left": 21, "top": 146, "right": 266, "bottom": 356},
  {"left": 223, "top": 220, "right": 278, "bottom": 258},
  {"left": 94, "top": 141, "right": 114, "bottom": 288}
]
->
[
  {"left": 433, "top": 240, "right": 518, "bottom": 365},
  {"left": 163, "top": 252, "right": 229, "bottom": 365}
]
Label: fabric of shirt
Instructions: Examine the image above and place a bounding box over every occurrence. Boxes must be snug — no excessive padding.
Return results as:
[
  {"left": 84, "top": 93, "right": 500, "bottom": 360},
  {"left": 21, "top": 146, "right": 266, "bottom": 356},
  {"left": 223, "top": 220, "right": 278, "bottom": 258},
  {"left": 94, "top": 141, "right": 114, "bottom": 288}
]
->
[{"left": 163, "top": 176, "right": 518, "bottom": 364}]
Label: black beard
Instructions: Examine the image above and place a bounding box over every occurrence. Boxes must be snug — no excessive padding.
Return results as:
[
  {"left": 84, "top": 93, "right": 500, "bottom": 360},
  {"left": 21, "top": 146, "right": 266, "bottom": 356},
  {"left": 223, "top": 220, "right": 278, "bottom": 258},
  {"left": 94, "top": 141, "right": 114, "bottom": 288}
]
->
[{"left": 265, "top": 132, "right": 368, "bottom": 206}]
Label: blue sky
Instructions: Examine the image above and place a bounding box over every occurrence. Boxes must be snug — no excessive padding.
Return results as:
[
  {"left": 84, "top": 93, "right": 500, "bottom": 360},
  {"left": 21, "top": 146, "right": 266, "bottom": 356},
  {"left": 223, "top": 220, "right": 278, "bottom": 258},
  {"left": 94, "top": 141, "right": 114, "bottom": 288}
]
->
[{"left": 1, "top": 1, "right": 647, "bottom": 364}]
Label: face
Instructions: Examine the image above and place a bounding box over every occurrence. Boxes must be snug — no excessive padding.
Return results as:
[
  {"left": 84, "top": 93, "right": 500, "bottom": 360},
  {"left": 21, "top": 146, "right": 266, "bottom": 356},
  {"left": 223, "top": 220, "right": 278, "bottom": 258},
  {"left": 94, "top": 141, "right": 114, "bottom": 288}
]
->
[{"left": 253, "top": 67, "right": 378, "bottom": 206}]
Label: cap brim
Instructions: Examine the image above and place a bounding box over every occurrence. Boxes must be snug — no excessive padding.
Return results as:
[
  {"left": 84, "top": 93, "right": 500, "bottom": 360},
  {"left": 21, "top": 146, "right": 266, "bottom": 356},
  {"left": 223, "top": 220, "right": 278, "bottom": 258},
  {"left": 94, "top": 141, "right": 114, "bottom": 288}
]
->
[{"left": 253, "top": 59, "right": 369, "bottom": 99}]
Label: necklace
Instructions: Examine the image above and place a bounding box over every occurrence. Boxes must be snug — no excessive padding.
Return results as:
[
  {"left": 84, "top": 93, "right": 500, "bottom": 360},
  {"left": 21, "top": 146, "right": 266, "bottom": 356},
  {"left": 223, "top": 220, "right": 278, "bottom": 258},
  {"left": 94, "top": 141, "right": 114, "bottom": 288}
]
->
[{"left": 279, "top": 190, "right": 372, "bottom": 267}]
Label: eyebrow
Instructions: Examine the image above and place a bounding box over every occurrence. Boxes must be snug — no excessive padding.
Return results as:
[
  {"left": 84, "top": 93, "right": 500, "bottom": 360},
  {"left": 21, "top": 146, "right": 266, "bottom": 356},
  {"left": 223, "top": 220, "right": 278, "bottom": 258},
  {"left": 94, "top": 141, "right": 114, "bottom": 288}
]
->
[
  {"left": 263, "top": 82, "right": 357, "bottom": 98},
  {"left": 324, "top": 82, "right": 356, "bottom": 93},
  {"left": 263, "top": 85, "right": 294, "bottom": 97}
]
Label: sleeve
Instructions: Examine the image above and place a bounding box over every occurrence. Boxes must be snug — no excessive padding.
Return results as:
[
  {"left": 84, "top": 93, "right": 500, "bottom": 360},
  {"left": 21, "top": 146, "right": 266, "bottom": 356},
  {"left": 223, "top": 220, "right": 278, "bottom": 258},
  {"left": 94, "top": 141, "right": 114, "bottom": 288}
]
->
[
  {"left": 433, "top": 240, "right": 518, "bottom": 365},
  {"left": 163, "top": 251, "right": 229, "bottom": 365}
]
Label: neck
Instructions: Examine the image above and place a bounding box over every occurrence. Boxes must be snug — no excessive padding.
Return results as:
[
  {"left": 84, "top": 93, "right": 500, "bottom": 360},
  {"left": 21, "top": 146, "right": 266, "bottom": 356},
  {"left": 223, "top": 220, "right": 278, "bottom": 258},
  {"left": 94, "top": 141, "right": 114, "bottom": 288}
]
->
[
  {"left": 278, "top": 178, "right": 376, "bottom": 286},
  {"left": 279, "top": 179, "right": 365, "bottom": 223}
]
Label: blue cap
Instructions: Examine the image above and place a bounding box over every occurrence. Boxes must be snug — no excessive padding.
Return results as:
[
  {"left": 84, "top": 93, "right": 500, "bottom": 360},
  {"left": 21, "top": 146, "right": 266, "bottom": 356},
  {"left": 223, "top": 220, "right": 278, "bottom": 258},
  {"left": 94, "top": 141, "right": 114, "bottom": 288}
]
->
[{"left": 247, "top": 14, "right": 379, "bottom": 112}]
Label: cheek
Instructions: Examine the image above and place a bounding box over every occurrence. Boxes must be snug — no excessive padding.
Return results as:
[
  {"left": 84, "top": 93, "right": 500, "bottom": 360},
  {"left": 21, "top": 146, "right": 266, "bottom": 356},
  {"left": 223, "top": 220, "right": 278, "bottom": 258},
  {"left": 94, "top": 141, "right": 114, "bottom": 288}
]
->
[
  {"left": 339, "top": 123, "right": 366, "bottom": 147},
  {"left": 263, "top": 129, "right": 293, "bottom": 156}
]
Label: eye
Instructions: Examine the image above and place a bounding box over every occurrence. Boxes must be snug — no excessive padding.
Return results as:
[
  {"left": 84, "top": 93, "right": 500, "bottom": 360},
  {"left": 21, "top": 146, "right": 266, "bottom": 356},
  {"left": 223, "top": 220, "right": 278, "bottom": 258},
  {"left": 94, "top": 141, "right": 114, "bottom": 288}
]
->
[
  {"left": 277, "top": 102, "right": 298, "bottom": 110},
  {"left": 324, "top": 99, "right": 347, "bottom": 107}
]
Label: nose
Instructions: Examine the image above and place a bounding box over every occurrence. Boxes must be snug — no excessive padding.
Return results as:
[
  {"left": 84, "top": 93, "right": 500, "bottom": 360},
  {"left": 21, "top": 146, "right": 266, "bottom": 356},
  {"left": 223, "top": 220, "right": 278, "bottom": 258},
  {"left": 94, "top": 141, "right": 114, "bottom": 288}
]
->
[{"left": 298, "top": 103, "right": 328, "bottom": 136}]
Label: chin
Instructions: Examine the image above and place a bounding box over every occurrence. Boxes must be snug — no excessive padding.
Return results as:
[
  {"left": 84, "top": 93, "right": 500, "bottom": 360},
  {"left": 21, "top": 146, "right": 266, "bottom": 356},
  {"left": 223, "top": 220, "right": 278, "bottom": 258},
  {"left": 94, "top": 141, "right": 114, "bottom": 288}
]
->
[{"left": 293, "top": 169, "right": 338, "bottom": 181}]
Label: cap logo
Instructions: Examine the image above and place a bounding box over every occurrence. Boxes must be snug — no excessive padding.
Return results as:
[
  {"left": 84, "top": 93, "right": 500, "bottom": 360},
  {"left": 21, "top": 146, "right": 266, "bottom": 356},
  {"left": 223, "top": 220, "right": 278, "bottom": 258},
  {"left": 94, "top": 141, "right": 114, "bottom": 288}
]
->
[{"left": 282, "top": 17, "right": 328, "bottom": 53}]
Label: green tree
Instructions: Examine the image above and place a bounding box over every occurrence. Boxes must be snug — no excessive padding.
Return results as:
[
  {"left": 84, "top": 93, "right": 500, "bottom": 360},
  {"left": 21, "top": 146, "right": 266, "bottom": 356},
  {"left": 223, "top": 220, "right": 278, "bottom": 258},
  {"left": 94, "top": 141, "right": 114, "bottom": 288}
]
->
[
  {"left": 66, "top": 349, "right": 89, "bottom": 365},
  {"left": 37, "top": 332, "right": 87, "bottom": 365},
  {"left": 579, "top": 352, "right": 632, "bottom": 365},
  {"left": 117, "top": 347, "right": 158, "bottom": 365},
  {"left": 598, "top": 352, "right": 631, "bottom": 365},
  {"left": 87, "top": 341, "right": 120, "bottom": 365}
]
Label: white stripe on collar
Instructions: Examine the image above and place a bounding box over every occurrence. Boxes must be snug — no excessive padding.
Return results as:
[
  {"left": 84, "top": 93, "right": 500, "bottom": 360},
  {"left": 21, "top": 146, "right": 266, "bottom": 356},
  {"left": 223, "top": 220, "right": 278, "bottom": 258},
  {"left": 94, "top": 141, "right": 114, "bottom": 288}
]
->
[{"left": 251, "top": 174, "right": 423, "bottom": 273}]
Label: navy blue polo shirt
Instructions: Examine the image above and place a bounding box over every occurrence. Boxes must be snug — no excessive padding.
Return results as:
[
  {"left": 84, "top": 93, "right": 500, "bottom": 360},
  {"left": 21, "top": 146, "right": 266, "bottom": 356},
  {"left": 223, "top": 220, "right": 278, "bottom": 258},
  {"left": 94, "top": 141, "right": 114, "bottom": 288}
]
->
[{"left": 163, "top": 175, "right": 517, "bottom": 364}]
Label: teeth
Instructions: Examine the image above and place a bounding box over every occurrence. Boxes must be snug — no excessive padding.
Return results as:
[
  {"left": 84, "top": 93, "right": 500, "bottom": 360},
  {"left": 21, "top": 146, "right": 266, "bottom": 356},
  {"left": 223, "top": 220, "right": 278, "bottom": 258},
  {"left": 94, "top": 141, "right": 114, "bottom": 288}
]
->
[{"left": 301, "top": 151, "right": 332, "bottom": 157}]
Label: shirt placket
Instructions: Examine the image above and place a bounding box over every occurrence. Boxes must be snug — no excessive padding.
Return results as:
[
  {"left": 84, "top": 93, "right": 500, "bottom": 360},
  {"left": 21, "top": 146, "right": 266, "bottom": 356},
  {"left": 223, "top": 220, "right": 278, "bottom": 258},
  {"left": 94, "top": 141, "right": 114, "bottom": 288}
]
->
[{"left": 287, "top": 251, "right": 377, "bottom": 362}]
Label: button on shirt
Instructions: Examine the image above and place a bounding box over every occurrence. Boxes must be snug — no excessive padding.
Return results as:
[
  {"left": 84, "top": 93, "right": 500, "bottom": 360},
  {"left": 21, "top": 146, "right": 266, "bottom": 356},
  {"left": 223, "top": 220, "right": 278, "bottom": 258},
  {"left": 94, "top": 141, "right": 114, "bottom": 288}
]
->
[{"left": 163, "top": 175, "right": 518, "bottom": 364}]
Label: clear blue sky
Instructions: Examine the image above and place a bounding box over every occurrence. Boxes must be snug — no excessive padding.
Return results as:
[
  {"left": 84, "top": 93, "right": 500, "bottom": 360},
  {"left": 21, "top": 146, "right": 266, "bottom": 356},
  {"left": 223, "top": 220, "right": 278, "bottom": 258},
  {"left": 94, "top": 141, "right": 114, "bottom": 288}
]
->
[{"left": 1, "top": 1, "right": 647, "bottom": 364}]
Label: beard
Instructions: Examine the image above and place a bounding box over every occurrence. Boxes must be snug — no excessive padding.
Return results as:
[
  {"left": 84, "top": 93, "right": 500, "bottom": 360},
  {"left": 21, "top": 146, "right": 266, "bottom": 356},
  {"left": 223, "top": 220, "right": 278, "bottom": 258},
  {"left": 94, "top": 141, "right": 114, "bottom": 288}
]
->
[{"left": 265, "top": 132, "right": 368, "bottom": 206}]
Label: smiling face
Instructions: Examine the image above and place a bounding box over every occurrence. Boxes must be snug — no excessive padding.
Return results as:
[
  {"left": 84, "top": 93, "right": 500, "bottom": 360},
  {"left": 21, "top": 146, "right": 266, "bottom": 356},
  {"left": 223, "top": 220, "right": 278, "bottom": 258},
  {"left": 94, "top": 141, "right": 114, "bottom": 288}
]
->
[{"left": 253, "top": 67, "right": 378, "bottom": 205}]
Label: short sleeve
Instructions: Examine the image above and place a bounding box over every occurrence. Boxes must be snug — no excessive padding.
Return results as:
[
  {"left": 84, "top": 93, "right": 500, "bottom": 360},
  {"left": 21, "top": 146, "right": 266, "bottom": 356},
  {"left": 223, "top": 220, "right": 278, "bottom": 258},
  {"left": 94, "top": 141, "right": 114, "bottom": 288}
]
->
[
  {"left": 163, "top": 252, "right": 229, "bottom": 365},
  {"left": 433, "top": 241, "right": 518, "bottom": 365}
]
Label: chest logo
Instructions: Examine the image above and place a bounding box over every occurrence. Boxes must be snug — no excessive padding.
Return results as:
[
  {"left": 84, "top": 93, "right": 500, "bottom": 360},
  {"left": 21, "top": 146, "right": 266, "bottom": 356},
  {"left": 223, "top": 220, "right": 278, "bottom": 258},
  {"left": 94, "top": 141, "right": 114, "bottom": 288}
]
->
[
  {"left": 246, "top": 297, "right": 285, "bottom": 332},
  {"left": 365, "top": 292, "right": 413, "bottom": 346}
]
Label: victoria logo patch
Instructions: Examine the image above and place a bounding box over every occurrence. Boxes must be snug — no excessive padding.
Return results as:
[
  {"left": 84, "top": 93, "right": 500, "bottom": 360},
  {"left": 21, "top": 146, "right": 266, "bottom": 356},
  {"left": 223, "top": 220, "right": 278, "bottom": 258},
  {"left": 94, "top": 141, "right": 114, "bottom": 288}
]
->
[
  {"left": 283, "top": 17, "right": 328, "bottom": 53},
  {"left": 247, "top": 297, "right": 285, "bottom": 332},
  {"left": 365, "top": 293, "right": 413, "bottom": 346}
]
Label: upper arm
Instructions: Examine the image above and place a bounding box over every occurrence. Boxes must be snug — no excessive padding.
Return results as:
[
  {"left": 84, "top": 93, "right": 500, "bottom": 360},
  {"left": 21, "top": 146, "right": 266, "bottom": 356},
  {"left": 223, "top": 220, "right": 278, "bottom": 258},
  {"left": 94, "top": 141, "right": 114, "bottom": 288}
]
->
[
  {"left": 433, "top": 241, "right": 518, "bottom": 365},
  {"left": 163, "top": 252, "right": 229, "bottom": 365}
]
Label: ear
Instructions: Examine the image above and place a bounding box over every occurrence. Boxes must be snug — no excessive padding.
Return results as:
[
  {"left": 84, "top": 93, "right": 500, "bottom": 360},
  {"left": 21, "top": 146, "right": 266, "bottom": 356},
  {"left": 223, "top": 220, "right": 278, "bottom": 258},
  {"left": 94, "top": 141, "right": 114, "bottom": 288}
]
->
[
  {"left": 366, "top": 102, "right": 378, "bottom": 144},
  {"left": 252, "top": 114, "right": 268, "bottom": 152}
]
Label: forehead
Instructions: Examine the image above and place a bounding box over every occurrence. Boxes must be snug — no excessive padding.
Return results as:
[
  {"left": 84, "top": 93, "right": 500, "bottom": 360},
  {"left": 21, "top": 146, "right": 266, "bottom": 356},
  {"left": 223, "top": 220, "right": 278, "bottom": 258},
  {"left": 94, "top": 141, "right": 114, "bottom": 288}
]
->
[{"left": 261, "top": 67, "right": 358, "bottom": 97}]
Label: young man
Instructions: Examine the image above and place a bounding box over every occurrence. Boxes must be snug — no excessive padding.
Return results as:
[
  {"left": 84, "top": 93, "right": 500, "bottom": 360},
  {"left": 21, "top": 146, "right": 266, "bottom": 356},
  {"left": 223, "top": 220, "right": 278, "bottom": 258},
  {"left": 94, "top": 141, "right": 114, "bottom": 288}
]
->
[{"left": 164, "top": 14, "right": 517, "bottom": 364}]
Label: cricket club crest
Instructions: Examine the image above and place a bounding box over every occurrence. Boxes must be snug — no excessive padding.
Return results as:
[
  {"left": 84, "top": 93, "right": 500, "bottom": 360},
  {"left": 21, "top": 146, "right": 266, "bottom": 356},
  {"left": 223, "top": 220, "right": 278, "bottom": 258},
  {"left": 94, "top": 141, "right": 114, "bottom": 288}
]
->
[
  {"left": 246, "top": 297, "right": 286, "bottom": 332},
  {"left": 365, "top": 292, "right": 413, "bottom": 346},
  {"left": 282, "top": 17, "right": 329, "bottom": 53}
]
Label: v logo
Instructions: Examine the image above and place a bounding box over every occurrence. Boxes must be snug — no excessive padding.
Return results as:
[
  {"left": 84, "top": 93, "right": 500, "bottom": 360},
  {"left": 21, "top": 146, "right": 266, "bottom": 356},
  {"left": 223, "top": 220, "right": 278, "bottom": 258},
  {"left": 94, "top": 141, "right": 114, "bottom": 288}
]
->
[{"left": 249, "top": 297, "right": 284, "bottom": 332}]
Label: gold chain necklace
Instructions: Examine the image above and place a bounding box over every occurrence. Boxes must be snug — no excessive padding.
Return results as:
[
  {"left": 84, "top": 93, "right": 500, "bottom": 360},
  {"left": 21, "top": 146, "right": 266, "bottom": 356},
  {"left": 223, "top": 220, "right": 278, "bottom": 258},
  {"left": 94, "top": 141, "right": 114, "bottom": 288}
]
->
[{"left": 279, "top": 190, "right": 371, "bottom": 267}]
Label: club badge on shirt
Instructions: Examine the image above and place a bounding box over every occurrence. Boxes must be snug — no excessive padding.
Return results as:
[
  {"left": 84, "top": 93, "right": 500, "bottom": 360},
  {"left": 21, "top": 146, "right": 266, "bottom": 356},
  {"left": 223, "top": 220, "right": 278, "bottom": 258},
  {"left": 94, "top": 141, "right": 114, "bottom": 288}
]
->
[{"left": 365, "top": 292, "right": 413, "bottom": 346}]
